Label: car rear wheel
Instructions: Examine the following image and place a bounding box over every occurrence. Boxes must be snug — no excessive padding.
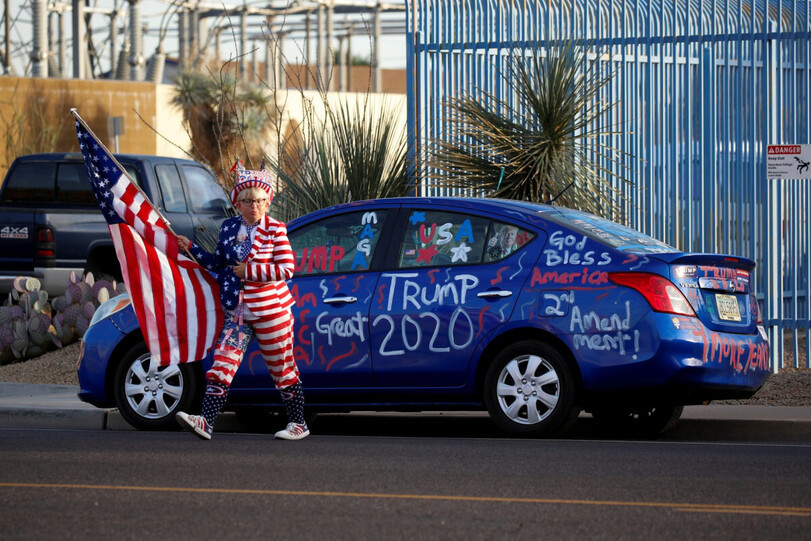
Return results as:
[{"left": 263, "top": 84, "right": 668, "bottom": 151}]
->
[
  {"left": 484, "top": 340, "right": 580, "bottom": 437},
  {"left": 591, "top": 404, "right": 684, "bottom": 437},
  {"left": 113, "top": 341, "right": 203, "bottom": 430}
]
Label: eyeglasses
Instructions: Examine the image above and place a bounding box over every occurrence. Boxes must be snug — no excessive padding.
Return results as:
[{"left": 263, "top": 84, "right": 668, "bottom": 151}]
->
[{"left": 239, "top": 198, "right": 268, "bottom": 206}]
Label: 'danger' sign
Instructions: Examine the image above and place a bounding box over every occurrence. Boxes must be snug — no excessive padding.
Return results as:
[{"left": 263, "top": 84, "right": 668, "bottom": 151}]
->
[{"left": 767, "top": 144, "right": 811, "bottom": 180}]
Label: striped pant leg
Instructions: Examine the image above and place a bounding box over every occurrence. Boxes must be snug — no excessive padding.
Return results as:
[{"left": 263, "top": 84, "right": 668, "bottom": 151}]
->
[
  {"left": 205, "top": 318, "right": 255, "bottom": 387},
  {"left": 250, "top": 309, "right": 299, "bottom": 389}
]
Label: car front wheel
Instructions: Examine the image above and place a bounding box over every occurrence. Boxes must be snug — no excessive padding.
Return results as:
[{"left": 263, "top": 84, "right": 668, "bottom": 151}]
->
[
  {"left": 484, "top": 340, "right": 580, "bottom": 437},
  {"left": 113, "top": 341, "right": 203, "bottom": 430}
]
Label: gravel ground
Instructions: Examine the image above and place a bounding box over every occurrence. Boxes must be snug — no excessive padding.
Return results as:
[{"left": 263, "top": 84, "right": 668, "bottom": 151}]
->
[{"left": 0, "top": 341, "right": 809, "bottom": 406}]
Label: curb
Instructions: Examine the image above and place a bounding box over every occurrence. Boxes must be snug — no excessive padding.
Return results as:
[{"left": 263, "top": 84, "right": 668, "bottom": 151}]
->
[
  {"left": 0, "top": 405, "right": 110, "bottom": 430},
  {"left": 0, "top": 383, "right": 112, "bottom": 430},
  {"left": 2, "top": 382, "right": 810, "bottom": 442}
]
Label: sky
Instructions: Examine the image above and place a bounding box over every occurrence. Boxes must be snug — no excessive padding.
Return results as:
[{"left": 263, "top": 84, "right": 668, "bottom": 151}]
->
[{"left": 4, "top": 0, "right": 407, "bottom": 78}]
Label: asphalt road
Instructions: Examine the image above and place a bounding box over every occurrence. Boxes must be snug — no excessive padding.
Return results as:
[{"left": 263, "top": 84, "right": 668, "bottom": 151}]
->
[{"left": 1, "top": 424, "right": 809, "bottom": 540}]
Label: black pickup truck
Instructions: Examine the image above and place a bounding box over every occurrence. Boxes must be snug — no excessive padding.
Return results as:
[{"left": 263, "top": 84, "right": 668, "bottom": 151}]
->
[{"left": 0, "top": 153, "right": 235, "bottom": 295}]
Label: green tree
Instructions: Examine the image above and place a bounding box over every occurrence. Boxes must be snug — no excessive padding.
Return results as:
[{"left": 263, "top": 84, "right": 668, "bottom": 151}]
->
[{"left": 429, "top": 39, "right": 630, "bottom": 218}]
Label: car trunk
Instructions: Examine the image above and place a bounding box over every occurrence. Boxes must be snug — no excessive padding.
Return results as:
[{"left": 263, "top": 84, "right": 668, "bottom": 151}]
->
[{"left": 662, "top": 253, "right": 759, "bottom": 334}]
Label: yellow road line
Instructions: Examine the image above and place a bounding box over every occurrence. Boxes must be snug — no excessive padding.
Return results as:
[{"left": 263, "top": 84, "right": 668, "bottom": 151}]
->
[{"left": 1, "top": 482, "right": 809, "bottom": 517}]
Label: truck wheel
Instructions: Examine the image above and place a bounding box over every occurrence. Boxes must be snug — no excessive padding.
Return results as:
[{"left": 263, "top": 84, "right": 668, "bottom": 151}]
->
[
  {"left": 84, "top": 251, "right": 123, "bottom": 284},
  {"left": 484, "top": 340, "right": 580, "bottom": 437},
  {"left": 113, "top": 341, "right": 203, "bottom": 430}
]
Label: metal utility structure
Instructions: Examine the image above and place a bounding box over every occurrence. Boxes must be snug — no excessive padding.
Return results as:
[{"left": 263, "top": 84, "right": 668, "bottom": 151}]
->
[
  {"left": 405, "top": 0, "right": 810, "bottom": 370},
  {"left": 5, "top": 0, "right": 406, "bottom": 89}
]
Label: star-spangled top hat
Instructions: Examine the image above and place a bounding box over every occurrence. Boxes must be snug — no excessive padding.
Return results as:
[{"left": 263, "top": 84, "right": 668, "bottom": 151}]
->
[{"left": 229, "top": 160, "right": 274, "bottom": 206}]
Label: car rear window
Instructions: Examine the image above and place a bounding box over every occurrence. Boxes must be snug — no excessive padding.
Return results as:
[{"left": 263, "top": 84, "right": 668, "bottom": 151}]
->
[
  {"left": 545, "top": 210, "right": 676, "bottom": 254},
  {"left": 1, "top": 159, "right": 142, "bottom": 206},
  {"left": 0, "top": 162, "right": 57, "bottom": 203},
  {"left": 56, "top": 162, "right": 97, "bottom": 205}
]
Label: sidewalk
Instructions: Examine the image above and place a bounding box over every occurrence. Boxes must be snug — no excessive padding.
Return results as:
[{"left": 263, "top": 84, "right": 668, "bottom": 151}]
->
[{"left": 1, "top": 381, "right": 810, "bottom": 442}]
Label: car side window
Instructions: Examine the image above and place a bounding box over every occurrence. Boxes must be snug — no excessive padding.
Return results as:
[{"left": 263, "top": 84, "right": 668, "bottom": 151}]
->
[
  {"left": 484, "top": 221, "right": 536, "bottom": 262},
  {"left": 398, "top": 210, "right": 489, "bottom": 267},
  {"left": 184, "top": 165, "right": 230, "bottom": 214},
  {"left": 156, "top": 164, "right": 187, "bottom": 213},
  {"left": 0, "top": 162, "right": 56, "bottom": 203},
  {"left": 122, "top": 164, "right": 141, "bottom": 187},
  {"left": 289, "top": 210, "right": 387, "bottom": 276}
]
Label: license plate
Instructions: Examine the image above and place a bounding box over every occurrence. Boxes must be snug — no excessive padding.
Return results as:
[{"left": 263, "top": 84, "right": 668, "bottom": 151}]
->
[{"left": 716, "top": 294, "right": 742, "bottom": 321}]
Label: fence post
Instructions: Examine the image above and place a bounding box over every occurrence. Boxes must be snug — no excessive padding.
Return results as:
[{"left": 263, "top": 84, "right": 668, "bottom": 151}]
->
[{"left": 766, "top": 19, "right": 783, "bottom": 372}]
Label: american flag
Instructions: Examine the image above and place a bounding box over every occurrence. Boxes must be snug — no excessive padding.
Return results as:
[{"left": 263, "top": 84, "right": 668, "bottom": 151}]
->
[{"left": 73, "top": 110, "right": 224, "bottom": 366}]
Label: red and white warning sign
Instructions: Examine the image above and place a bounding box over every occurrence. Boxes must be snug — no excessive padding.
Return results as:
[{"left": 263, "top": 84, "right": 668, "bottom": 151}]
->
[{"left": 767, "top": 144, "right": 811, "bottom": 180}]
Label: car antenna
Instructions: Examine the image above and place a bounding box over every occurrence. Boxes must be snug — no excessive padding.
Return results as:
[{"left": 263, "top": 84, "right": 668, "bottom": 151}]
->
[{"left": 545, "top": 181, "right": 576, "bottom": 205}]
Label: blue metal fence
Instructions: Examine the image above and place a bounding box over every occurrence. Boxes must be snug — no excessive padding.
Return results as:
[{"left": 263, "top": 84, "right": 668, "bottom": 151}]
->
[{"left": 405, "top": 0, "right": 810, "bottom": 370}]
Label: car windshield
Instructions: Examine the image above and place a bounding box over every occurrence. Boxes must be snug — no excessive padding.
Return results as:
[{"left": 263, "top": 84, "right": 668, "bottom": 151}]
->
[{"left": 545, "top": 209, "right": 677, "bottom": 254}]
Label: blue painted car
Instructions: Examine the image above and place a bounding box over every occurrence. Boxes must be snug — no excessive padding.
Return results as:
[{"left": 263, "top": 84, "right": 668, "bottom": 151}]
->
[{"left": 77, "top": 197, "right": 770, "bottom": 437}]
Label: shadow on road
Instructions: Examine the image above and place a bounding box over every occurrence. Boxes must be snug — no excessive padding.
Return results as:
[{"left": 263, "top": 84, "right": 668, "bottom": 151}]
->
[{"left": 225, "top": 411, "right": 811, "bottom": 444}]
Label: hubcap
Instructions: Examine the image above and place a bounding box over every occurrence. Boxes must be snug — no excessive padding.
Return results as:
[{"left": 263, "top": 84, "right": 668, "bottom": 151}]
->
[
  {"left": 496, "top": 354, "right": 559, "bottom": 425},
  {"left": 123, "top": 353, "right": 184, "bottom": 419}
]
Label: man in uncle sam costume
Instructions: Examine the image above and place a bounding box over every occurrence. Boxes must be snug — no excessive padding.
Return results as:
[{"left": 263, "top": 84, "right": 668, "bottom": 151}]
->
[{"left": 174, "top": 162, "right": 308, "bottom": 440}]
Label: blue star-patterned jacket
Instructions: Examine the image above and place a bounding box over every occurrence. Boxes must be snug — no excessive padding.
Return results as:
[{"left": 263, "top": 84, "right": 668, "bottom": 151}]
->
[{"left": 189, "top": 216, "right": 249, "bottom": 311}]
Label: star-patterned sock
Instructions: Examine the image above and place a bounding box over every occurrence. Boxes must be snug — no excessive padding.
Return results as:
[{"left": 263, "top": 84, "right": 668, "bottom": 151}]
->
[
  {"left": 280, "top": 382, "right": 306, "bottom": 426},
  {"left": 201, "top": 382, "right": 229, "bottom": 428}
]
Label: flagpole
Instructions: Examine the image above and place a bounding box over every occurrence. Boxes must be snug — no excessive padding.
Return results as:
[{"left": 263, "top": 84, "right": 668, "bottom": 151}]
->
[{"left": 71, "top": 108, "right": 199, "bottom": 264}]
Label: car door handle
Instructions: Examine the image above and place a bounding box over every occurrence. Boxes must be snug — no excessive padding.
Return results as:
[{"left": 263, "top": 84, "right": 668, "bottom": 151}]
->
[
  {"left": 323, "top": 296, "right": 358, "bottom": 304},
  {"left": 477, "top": 290, "right": 513, "bottom": 298}
]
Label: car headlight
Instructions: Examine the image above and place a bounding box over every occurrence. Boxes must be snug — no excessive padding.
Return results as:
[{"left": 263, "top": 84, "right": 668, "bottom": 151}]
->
[{"left": 88, "top": 292, "right": 131, "bottom": 329}]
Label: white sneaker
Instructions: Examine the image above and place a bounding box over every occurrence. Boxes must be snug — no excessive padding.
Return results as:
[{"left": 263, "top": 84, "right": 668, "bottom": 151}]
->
[
  {"left": 176, "top": 412, "right": 212, "bottom": 440},
  {"left": 275, "top": 422, "right": 310, "bottom": 440}
]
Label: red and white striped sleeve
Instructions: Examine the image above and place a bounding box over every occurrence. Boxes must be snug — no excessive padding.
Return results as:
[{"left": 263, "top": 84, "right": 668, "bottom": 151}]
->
[{"left": 247, "top": 222, "right": 295, "bottom": 282}]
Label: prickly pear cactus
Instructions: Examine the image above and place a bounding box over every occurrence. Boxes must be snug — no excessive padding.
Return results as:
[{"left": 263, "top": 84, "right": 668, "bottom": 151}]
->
[
  {"left": 0, "top": 273, "right": 128, "bottom": 363},
  {"left": 11, "top": 319, "right": 28, "bottom": 360},
  {"left": 28, "top": 313, "right": 55, "bottom": 349},
  {"left": 0, "top": 322, "right": 15, "bottom": 363},
  {"left": 52, "top": 312, "right": 74, "bottom": 347},
  {"left": 0, "top": 306, "right": 14, "bottom": 326},
  {"left": 52, "top": 295, "right": 69, "bottom": 313},
  {"left": 92, "top": 279, "right": 116, "bottom": 306},
  {"left": 24, "top": 277, "right": 41, "bottom": 292}
]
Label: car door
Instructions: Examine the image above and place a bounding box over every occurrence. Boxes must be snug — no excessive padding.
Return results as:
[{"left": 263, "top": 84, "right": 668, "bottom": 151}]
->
[
  {"left": 232, "top": 207, "right": 394, "bottom": 389},
  {"left": 370, "top": 206, "right": 542, "bottom": 387}
]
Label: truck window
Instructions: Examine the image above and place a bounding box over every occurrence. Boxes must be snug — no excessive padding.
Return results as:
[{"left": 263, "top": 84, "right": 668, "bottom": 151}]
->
[
  {"left": 56, "top": 163, "right": 96, "bottom": 205},
  {"left": 0, "top": 162, "right": 56, "bottom": 203},
  {"left": 156, "top": 164, "right": 188, "bottom": 213},
  {"left": 122, "top": 164, "right": 141, "bottom": 187},
  {"left": 184, "top": 165, "right": 230, "bottom": 214}
]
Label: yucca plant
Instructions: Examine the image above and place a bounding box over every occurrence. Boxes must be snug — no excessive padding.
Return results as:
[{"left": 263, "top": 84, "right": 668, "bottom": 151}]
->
[
  {"left": 428, "top": 39, "right": 631, "bottom": 218},
  {"left": 268, "top": 96, "right": 415, "bottom": 221}
]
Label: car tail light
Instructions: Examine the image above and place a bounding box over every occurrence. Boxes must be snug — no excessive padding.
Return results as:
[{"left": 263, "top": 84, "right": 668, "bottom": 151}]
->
[
  {"left": 37, "top": 228, "right": 54, "bottom": 243},
  {"left": 35, "top": 227, "right": 55, "bottom": 258},
  {"left": 608, "top": 272, "right": 696, "bottom": 317}
]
